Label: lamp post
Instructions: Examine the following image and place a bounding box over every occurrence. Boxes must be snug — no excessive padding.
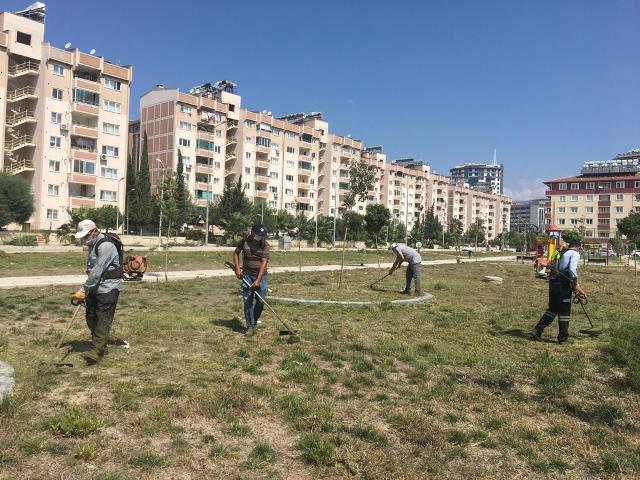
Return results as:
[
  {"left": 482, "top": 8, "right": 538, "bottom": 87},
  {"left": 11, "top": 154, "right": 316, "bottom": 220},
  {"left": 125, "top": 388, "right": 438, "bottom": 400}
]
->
[
  {"left": 156, "top": 158, "right": 165, "bottom": 248},
  {"left": 126, "top": 188, "right": 135, "bottom": 234},
  {"left": 116, "top": 177, "right": 125, "bottom": 233},
  {"left": 200, "top": 119, "right": 228, "bottom": 246}
]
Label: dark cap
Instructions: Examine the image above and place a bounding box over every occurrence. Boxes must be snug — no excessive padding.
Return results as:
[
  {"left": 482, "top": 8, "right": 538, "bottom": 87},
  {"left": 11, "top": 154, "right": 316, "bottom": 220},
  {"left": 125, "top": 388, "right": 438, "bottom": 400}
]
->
[{"left": 251, "top": 224, "right": 267, "bottom": 236}]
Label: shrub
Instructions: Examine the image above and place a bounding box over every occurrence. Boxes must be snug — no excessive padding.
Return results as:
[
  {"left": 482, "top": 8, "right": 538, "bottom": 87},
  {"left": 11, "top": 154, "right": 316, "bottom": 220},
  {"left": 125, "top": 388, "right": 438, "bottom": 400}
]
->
[
  {"left": 6, "top": 235, "right": 37, "bottom": 246},
  {"left": 185, "top": 229, "right": 205, "bottom": 242}
]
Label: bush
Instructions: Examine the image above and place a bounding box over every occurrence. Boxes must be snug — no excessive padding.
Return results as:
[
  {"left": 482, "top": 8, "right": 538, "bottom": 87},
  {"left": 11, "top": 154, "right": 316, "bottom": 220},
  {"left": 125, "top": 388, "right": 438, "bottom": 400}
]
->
[
  {"left": 185, "top": 229, "right": 205, "bottom": 242},
  {"left": 6, "top": 234, "right": 37, "bottom": 246}
]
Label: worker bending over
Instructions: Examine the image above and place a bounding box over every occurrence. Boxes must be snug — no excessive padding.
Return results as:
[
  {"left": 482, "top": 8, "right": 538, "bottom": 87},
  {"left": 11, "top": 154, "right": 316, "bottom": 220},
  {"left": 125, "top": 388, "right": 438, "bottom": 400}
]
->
[{"left": 389, "top": 243, "right": 423, "bottom": 295}]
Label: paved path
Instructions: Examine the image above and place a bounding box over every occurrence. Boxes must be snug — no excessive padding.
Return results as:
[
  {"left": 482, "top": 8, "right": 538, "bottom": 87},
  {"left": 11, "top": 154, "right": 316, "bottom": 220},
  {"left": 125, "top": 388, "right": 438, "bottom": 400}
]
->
[{"left": 0, "top": 256, "right": 517, "bottom": 289}]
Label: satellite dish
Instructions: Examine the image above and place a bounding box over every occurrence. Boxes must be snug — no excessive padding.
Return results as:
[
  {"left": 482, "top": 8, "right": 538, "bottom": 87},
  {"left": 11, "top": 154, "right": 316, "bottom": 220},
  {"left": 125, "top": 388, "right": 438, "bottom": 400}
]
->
[
  {"left": 64, "top": 42, "right": 72, "bottom": 49},
  {"left": 89, "top": 49, "right": 96, "bottom": 55}
]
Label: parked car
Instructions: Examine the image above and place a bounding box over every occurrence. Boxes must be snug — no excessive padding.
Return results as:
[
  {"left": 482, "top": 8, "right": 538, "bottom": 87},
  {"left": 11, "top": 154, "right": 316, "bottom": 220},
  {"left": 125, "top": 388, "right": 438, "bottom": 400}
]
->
[
  {"left": 461, "top": 244, "right": 473, "bottom": 252},
  {"left": 630, "top": 249, "right": 640, "bottom": 258},
  {"left": 598, "top": 248, "right": 617, "bottom": 256}
]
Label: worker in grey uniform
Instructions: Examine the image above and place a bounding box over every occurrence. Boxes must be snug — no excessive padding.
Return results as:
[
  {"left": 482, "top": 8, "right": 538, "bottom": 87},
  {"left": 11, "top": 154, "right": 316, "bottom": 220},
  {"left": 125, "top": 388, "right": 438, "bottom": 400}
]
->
[
  {"left": 532, "top": 239, "right": 587, "bottom": 344},
  {"left": 388, "top": 243, "right": 423, "bottom": 295},
  {"left": 70, "top": 219, "right": 123, "bottom": 364}
]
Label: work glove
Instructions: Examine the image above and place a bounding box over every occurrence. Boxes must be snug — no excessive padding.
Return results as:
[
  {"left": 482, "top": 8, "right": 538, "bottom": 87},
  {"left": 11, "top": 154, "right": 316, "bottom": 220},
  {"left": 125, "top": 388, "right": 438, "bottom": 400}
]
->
[
  {"left": 575, "top": 286, "right": 587, "bottom": 300},
  {"left": 70, "top": 289, "right": 86, "bottom": 305}
]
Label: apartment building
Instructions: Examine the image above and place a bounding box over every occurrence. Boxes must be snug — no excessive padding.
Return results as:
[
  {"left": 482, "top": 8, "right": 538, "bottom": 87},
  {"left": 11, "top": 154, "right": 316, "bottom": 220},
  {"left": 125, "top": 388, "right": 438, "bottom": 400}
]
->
[
  {"left": 510, "top": 198, "right": 546, "bottom": 232},
  {"left": 544, "top": 150, "right": 640, "bottom": 242},
  {"left": 0, "top": 4, "right": 132, "bottom": 229},
  {"left": 128, "top": 119, "right": 140, "bottom": 168},
  {"left": 450, "top": 161, "right": 504, "bottom": 195}
]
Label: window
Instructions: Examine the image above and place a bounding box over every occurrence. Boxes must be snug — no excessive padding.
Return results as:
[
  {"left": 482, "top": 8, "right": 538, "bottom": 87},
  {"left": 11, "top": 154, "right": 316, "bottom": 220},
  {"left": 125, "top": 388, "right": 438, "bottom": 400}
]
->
[
  {"left": 599, "top": 195, "right": 610, "bottom": 201},
  {"left": 180, "top": 104, "right": 192, "bottom": 113},
  {"left": 244, "top": 167, "right": 251, "bottom": 174},
  {"left": 585, "top": 207, "right": 594, "bottom": 213},
  {"left": 103, "top": 77, "right": 121, "bottom": 91},
  {"left": 100, "top": 190, "right": 117, "bottom": 202},
  {"left": 244, "top": 182, "right": 251, "bottom": 190},
  {"left": 213, "top": 145, "right": 221, "bottom": 153},
  {"left": 196, "top": 139, "right": 214, "bottom": 150},
  {"left": 179, "top": 121, "right": 191, "bottom": 131},
  {"left": 570, "top": 219, "right": 578, "bottom": 225},
  {"left": 270, "top": 172, "right": 278, "bottom": 179},
  {"left": 102, "top": 145, "right": 119, "bottom": 157},
  {"left": 48, "top": 184, "right": 59, "bottom": 196},
  {"left": 46, "top": 209, "right": 58, "bottom": 220},
  {"left": 558, "top": 207, "right": 565, "bottom": 213},
  {"left": 52, "top": 88, "right": 63, "bottom": 100},
  {"left": 599, "top": 207, "right": 609, "bottom": 214},
  {"left": 103, "top": 100, "right": 121, "bottom": 113},
  {"left": 585, "top": 230, "right": 594, "bottom": 237},
  {"left": 286, "top": 160, "right": 295, "bottom": 168},
  {"left": 571, "top": 195, "right": 578, "bottom": 201},
  {"left": 599, "top": 182, "right": 611, "bottom": 189},
  {"left": 256, "top": 136, "right": 271, "bottom": 147},
  {"left": 287, "top": 132, "right": 296, "bottom": 139},
  {"left": 269, "top": 186, "right": 278, "bottom": 193},
  {"left": 616, "top": 194, "right": 624, "bottom": 201},
  {"left": 53, "top": 63, "right": 65, "bottom": 76},
  {"left": 570, "top": 183, "right": 579, "bottom": 190},
  {"left": 586, "top": 194, "right": 593, "bottom": 201},
  {"left": 558, "top": 218, "right": 565, "bottom": 225},
  {"left": 215, "top": 129, "right": 222, "bottom": 138},
  {"left": 285, "top": 188, "right": 294, "bottom": 195},
  {"left": 286, "top": 174, "right": 294, "bottom": 182},
  {"left": 73, "top": 88, "right": 99, "bottom": 105},
  {"left": 286, "top": 146, "right": 295, "bottom": 154},
  {"left": 615, "top": 206, "right": 624, "bottom": 213},
  {"left": 73, "top": 160, "right": 96, "bottom": 175},
  {"left": 101, "top": 167, "right": 118, "bottom": 179},
  {"left": 213, "top": 178, "right": 220, "bottom": 185},
  {"left": 558, "top": 183, "right": 567, "bottom": 191},
  {"left": 598, "top": 218, "right": 610, "bottom": 225},
  {"left": 559, "top": 196, "right": 566, "bottom": 202},
  {"left": 616, "top": 181, "right": 625, "bottom": 188},
  {"left": 586, "top": 182, "right": 595, "bottom": 190},
  {"left": 570, "top": 207, "right": 578, "bottom": 213},
  {"left": 214, "top": 161, "right": 221, "bottom": 169},
  {"left": 635, "top": 181, "right": 640, "bottom": 188},
  {"left": 245, "top": 136, "right": 253, "bottom": 143},
  {"left": 586, "top": 219, "right": 593, "bottom": 225},
  {"left": 49, "top": 160, "right": 60, "bottom": 172},
  {"left": 101, "top": 122, "right": 120, "bottom": 135},
  {"left": 16, "top": 31, "right": 31, "bottom": 45},
  {"left": 49, "top": 136, "right": 61, "bottom": 148},
  {"left": 50, "top": 112, "right": 62, "bottom": 124},
  {"left": 179, "top": 138, "right": 191, "bottom": 147},
  {"left": 270, "top": 158, "right": 278, "bottom": 165},
  {"left": 245, "top": 152, "right": 251, "bottom": 160}
]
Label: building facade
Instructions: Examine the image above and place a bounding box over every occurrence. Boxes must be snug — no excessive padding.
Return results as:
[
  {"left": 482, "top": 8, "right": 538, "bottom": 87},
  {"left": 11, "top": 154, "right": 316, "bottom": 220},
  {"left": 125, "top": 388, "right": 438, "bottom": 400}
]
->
[
  {"left": 544, "top": 150, "right": 640, "bottom": 242},
  {"left": 450, "top": 162, "right": 504, "bottom": 195},
  {"left": 0, "top": 4, "right": 132, "bottom": 229},
  {"left": 510, "top": 198, "right": 546, "bottom": 232}
]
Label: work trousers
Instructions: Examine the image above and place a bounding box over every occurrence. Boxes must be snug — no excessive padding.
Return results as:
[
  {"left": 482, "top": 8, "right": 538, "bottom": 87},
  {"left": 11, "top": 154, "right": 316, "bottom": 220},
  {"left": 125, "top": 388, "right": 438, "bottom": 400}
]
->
[
  {"left": 404, "top": 263, "right": 422, "bottom": 293},
  {"left": 242, "top": 274, "right": 267, "bottom": 329},
  {"left": 85, "top": 289, "right": 120, "bottom": 357},
  {"left": 535, "top": 276, "right": 572, "bottom": 342}
]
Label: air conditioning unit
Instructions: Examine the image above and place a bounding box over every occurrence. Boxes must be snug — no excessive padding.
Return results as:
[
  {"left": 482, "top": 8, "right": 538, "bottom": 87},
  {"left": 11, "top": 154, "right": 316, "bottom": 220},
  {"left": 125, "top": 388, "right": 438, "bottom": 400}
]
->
[
  {"left": 100, "top": 154, "right": 107, "bottom": 164},
  {"left": 60, "top": 124, "right": 68, "bottom": 131}
]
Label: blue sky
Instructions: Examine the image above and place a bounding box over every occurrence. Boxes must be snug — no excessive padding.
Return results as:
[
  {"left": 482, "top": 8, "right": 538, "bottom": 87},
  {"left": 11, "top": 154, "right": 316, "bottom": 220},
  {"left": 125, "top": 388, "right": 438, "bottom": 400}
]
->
[{"left": 7, "top": 0, "right": 639, "bottom": 199}]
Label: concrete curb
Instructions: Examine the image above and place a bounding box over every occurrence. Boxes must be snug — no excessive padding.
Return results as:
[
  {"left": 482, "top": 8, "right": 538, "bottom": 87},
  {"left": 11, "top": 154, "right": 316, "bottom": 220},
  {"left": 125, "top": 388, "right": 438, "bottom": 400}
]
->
[{"left": 268, "top": 293, "right": 434, "bottom": 307}]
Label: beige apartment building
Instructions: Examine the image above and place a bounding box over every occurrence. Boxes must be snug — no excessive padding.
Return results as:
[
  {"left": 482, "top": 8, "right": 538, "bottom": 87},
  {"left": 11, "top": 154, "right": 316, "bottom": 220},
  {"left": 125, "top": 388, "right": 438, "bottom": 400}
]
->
[
  {"left": 544, "top": 150, "right": 640, "bottom": 243},
  {"left": 0, "top": 4, "right": 132, "bottom": 230}
]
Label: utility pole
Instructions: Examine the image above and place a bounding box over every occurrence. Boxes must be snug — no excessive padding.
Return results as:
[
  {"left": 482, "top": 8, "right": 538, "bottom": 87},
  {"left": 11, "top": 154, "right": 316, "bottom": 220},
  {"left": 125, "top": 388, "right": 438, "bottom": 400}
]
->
[{"left": 156, "top": 158, "right": 165, "bottom": 249}]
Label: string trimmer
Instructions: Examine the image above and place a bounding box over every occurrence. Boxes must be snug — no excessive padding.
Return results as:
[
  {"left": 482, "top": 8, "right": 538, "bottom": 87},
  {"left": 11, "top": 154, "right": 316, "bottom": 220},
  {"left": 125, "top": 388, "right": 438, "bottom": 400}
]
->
[
  {"left": 369, "top": 266, "right": 403, "bottom": 290},
  {"left": 573, "top": 294, "right": 602, "bottom": 336},
  {"left": 224, "top": 261, "right": 299, "bottom": 340},
  {"left": 52, "top": 299, "right": 84, "bottom": 368}
]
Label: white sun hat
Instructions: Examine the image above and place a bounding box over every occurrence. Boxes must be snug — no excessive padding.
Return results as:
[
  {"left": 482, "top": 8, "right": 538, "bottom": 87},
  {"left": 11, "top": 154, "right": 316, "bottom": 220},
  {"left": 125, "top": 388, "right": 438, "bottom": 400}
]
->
[{"left": 74, "top": 219, "right": 97, "bottom": 239}]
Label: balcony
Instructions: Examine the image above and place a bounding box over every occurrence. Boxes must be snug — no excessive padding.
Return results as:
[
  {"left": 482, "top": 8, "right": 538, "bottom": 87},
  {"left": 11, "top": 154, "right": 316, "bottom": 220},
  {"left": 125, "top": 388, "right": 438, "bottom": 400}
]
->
[
  {"left": 227, "top": 119, "right": 238, "bottom": 130},
  {"left": 71, "top": 196, "right": 96, "bottom": 208},
  {"left": 226, "top": 136, "right": 237, "bottom": 147},
  {"left": 8, "top": 61, "right": 39, "bottom": 77},
  {"left": 255, "top": 174, "right": 270, "bottom": 184},
  {"left": 256, "top": 145, "right": 270, "bottom": 155},
  {"left": 7, "top": 86, "right": 38, "bottom": 103},
  {"left": 255, "top": 160, "right": 270, "bottom": 169},
  {"left": 298, "top": 182, "right": 310, "bottom": 191},
  {"left": 5, "top": 135, "right": 35, "bottom": 152},
  {"left": 319, "top": 142, "right": 327, "bottom": 151},
  {"left": 74, "top": 77, "right": 100, "bottom": 94},
  {"left": 6, "top": 110, "right": 36, "bottom": 127},
  {"left": 71, "top": 123, "right": 99, "bottom": 139},
  {"left": 297, "top": 197, "right": 310, "bottom": 204},
  {"left": 298, "top": 170, "right": 311, "bottom": 178},
  {"left": 73, "top": 102, "right": 99, "bottom": 116},
  {"left": 4, "top": 159, "right": 35, "bottom": 175},
  {"left": 71, "top": 174, "right": 97, "bottom": 185},
  {"left": 195, "top": 164, "right": 213, "bottom": 174},
  {"left": 70, "top": 144, "right": 98, "bottom": 161},
  {"left": 255, "top": 190, "right": 269, "bottom": 199},
  {"left": 196, "top": 148, "right": 214, "bottom": 158}
]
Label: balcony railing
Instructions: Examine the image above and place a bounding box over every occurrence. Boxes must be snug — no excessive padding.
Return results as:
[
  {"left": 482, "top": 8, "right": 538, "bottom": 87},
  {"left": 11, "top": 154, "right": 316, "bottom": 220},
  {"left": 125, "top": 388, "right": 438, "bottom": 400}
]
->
[
  {"left": 71, "top": 144, "right": 97, "bottom": 153},
  {"left": 227, "top": 119, "right": 238, "bottom": 129},
  {"left": 6, "top": 110, "right": 36, "bottom": 126},
  {"left": 7, "top": 86, "right": 37, "bottom": 102},
  {"left": 8, "top": 61, "right": 39, "bottom": 77},
  {"left": 4, "top": 159, "right": 35, "bottom": 175},
  {"left": 5, "top": 135, "right": 35, "bottom": 151},
  {"left": 225, "top": 153, "right": 237, "bottom": 161}
]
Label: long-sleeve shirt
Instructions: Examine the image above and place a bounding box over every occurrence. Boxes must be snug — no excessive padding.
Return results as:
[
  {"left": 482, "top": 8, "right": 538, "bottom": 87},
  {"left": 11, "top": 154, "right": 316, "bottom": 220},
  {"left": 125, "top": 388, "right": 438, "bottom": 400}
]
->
[
  {"left": 558, "top": 249, "right": 580, "bottom": 278},
  {"left": 84, "top": 233, "right": 123, "bottom": 294}
]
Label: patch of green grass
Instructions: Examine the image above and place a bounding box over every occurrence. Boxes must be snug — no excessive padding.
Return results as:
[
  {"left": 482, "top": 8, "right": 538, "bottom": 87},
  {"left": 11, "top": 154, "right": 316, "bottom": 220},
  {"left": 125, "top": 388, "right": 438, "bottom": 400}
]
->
[
  {"left": 433, "top": 281, "right": 448, "bottom": 290},
  {"left": 351, "top": 356, "right": 375, "bottom": 373},
  {"left": 245, "top": 442, "right": 277, "bottom": 469},
  {"left": 48, "top": 407, "right": 100, "bottom": 437},
  {"left": 481, "top": 415, "right": 505, "bottom": 431},
  {"left": 531, "top": 456, "right": 572, "bottom": 473},
  {"left": 224, "top": 419, "right": 252, "bottom": 437},
  {"left": 75, "top": 441, "right": 99, "bottom": 461},
  {"left": 142, "top": 383, "right": 184, "bottom": 397},
  {"left": 279, "top": 351, "right": 320, "bottom": 385},
  {"left": 0, "top": 452, "right": 12, "bottom": 465},
  {"left": 534, "top": 350, "right": 583, "bottom": 397},
  {"left": 297, "top": 433, "right": 336, "bottom": 466},
  {"left": 276, "top": 393, "right": 334, "bottom": 432},
  {"left": 0, "top": 394, "right": 21, "bottom": 416},
  {"left": 448, "top": 429, "right": 487, "bottom": 446},
  {"left": 342, "top": 424, "right": 388, "bottom": 445},
  {"left": 113, "top": 382, "right": 139, "bottom": 411},
  {"left": 388, "top": 411, "right": 444, "bottom": 446},
  {"left": 20, "top": 437, "right": 45, "bottom": 455},
  {"left": 129, "top": 451, "right": 166, "bottom": 469},
  {"left": 600, "top": 322, "right": 640, "bottom": 391}
]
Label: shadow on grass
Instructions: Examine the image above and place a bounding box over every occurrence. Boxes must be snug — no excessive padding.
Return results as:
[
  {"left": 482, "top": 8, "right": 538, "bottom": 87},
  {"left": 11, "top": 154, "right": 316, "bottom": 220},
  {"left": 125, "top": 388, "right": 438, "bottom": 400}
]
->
[
  {"left": 211, "top": 318, "right": 245, "bottom": 334},
  {"left": 494, "top": 328, "right": 557, "bottom": 344},
  {"left": 61, "top": 339, "right": 93, "bottom": 352}
]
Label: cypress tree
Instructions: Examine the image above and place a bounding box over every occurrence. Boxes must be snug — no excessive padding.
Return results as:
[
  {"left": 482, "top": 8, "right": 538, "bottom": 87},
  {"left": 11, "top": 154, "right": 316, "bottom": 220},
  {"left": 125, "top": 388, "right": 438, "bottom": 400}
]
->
[
  {"left": 130, "top": 131, "right": 152, "bottom": 228},
  {"left": 175, "top": 149, "right": 190, "bottom": 230}
]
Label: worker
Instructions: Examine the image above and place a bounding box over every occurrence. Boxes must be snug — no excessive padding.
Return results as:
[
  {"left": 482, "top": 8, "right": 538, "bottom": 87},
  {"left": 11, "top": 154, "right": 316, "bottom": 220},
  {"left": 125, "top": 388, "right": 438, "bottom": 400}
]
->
[
  {"left": 388, "top": 243, "right": 423, "bottom": 295},
  {"left": 532, "top": 238, "right": 587, "bottom": 344},
  {"left": 233, "top": 224, "right": 269, "bottom": 337},
  {"left": 70, "top": 219, "right": 123, "bottom": 364}
]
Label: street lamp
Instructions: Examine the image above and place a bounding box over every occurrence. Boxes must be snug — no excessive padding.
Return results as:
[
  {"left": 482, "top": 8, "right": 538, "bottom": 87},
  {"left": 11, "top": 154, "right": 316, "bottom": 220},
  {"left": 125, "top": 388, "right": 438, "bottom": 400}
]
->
[
  {"left": 126, "top": 188, "right": 135, "bottom": 235},
  {"left": 311, "top": 187, "right": 319, "bottom": 250},
  {"left": 200, "top": 119, "right": 228, "bottom": 246},
  {"left": 116, "top": 177, "right": 125, "bottom": 233},
  {"left": 156, "top": 158, "right": 165, "bottom": 248}
]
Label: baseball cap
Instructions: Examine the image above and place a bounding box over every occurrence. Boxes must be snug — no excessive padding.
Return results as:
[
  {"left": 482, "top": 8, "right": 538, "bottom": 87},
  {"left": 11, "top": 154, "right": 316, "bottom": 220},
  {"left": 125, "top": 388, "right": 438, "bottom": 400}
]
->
[
  {"left": 388, "top": 242, "right": 399, "bottom": 250},
  {"left": 251, "top": 224, "right": 267, "bottom": 237},
  {"left": 74, "top": 219, "right": 97, "bottom": 239}
]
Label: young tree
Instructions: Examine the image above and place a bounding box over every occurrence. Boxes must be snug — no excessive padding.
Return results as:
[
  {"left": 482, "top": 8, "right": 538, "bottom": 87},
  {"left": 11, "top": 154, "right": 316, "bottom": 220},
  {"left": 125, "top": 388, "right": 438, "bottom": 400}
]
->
[
  {"left": 409, "top": 214, "right": 423, "bottom": 247},
  {"left": 364, "top": 203, "right": 391, "bottom": 249},
  {"left": 446, "top": 217, "right": 464, "bottom": 249},
  {"left": 619, "top": 212, "right": 640, "bottom": 245},
  {"left": 423, "top": 206, "right": 443, "bottom": 245},
  {"left": 175, "top": 150, "right": 192, "bottom": 231},
  {"left": 210, "top": 178, "right": 253, "bottom": 242},
  {"left": 125, "top": 153, "right": 137, "bottom": 232},
  {"left": 0, "top": 173, "right": 34, "bottom": 228},
  {"left": 130, "top": 131, "right": 153, "bottom": 229}
]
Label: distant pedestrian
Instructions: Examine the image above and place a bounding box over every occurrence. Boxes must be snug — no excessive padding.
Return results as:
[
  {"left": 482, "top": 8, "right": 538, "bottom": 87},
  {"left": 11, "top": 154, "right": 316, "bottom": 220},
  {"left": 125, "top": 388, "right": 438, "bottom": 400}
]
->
[
  {"left": 532, "top": 239, "right": 587, "bottom": 344},
  {"left": 233, "top": 224, "right": 269, "bottom": 337},
  {"left": 388, "top": 243, "right": 422, "bottom": 294}
]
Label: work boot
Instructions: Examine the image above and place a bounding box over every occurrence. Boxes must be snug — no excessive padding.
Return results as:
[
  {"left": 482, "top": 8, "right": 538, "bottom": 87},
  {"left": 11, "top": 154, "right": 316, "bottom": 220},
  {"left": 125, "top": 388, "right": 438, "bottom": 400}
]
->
[
  {"left": 558, "top": 319, "right": 570, "bottom": 344},
  {"left": 245, "top": 327, "right": 255, "bottom": 337},
  {"left": 82, "top": 350, "right": 100, "bottom": 365},
  {"left": 399, "top": 290, "right": 411, "bottom": 295},
  {"left": 531, "top": 327, "right": 543, "bottom": 341}
]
